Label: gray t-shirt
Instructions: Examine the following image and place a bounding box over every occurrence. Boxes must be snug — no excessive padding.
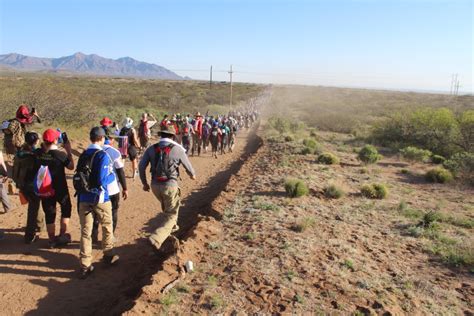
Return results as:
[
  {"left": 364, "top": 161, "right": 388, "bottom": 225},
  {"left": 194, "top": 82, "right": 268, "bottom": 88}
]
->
[{"left": 139, "top": 139, "right": 195, "bottom": 187}]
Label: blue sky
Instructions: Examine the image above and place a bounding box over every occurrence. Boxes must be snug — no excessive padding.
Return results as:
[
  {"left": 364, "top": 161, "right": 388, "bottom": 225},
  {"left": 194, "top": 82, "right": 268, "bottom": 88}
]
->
[{"left": 0, "top": 0, "right": 472, "bottom": 93}]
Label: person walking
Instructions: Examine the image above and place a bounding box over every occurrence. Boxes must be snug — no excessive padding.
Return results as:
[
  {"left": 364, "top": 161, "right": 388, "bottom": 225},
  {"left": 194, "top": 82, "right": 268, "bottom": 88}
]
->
[
  {"left": 91, "top": 133, "right": 128, "bottom": 243},
  {"left": 35, "top": 129, "right": 74, "bottom": 248},
  {"left": 191, "top": 112, "right": 203, "bottom": 156},
  {"left": 12, "top": 132, "right": 45, "bottom": 243},
  {"left": 75, "top": 127, "right": 119, "bottom": 279},
  {"left": 138, "top": 113, "right": 157, "bottom": 150},
  {"left": 119, "top": 117, "right": 140, "bottom": 179},
  {"left": 139, "top": 124, "right": 196, "bottom": 252}
]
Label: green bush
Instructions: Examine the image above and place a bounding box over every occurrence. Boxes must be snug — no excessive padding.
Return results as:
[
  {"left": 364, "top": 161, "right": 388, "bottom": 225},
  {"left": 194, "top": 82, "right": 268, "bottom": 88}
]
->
[
  {"left": 443, "top": 152, "right": 474, "bottom": 183},
  {"left": 323, "top": 184, "right": 345, "bottom": 199},
  {"left": 360, "top": 183, "right": 388, "bottom": 199},
  {"left": 425, "top": 167, "right": 453, "bottom": 183},
  {"left": 303, "top": 138, "right": 317, "bottom": 148},
  {"left": 358, "top": 145, "right": 381, "bottom": 164},
  {"left": 317, "top": 153, "right": 339, "bottom": 165},
  {"left": 284, "top": 178, "right": 309, "bottom": 198},
  {"left": 268, "top": 116, "right": 291, "bottom": 134},
  {"left": 400, "top": 146, "right": 432, "bottom": 162},
  {"left": 300, "top": 146, "right": 314, "bottom": 155},
  {"left": 371, "top": 108, "right": 473, "bottom": 158},
  {"left": 431, "top": 155, "right": 446, "bottom": 164},
  {"left": 284, "top": 135, "right": 294, "bottom": 142}
]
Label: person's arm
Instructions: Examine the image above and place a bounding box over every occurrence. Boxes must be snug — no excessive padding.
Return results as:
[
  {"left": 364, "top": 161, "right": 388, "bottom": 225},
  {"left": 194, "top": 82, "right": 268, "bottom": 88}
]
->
[
  {"left": 139, "top": 147, "right": 151, "bottom": 190},
  {"left": 178, "top": 149, "right": 196, "bottom": 180},
  {"left": 132, "top": 129, "right": 141, "bottom": 148},
  {"left": 63, "top": 141, "right": 74, "bottom": 170}
]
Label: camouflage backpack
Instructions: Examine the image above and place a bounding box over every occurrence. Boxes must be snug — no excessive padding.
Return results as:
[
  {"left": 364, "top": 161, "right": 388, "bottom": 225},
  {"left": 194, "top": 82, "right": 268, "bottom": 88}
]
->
[{"left": 2, "top": 119, "right": 25, "bottom": 154}]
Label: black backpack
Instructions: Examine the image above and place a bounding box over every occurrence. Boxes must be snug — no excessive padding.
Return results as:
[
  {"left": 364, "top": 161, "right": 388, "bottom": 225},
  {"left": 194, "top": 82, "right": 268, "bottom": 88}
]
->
[
  {"left": 73, "top": 149, "right": 101, "bottom": 194},
  {"left": 153, "top": 143, "right": 177, "bottom": 182}
]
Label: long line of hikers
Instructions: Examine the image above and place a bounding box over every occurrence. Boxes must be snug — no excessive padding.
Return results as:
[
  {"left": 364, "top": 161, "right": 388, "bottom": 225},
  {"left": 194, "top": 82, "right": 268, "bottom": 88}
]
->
[{"left": 0, "top": 104, "right": 259, "bottom": 279}]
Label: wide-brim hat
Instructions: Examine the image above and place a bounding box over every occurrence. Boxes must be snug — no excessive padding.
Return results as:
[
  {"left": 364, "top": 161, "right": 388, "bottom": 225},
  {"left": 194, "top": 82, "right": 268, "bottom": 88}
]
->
[
  {"left": 195, "top": 112, "right": 202, "bottom": 117},
  {"left": 158, "top": 124, "right": 176, "bottom": 136}
]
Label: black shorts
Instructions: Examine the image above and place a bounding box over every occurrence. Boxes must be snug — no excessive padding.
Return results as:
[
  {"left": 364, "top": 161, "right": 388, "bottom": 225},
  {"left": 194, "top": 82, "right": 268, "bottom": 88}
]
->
[
  {"left": 41, "top": 191, "right": 72, "bottom": 224},
  {"left": 128, "top": 145, "right": 138, "bottom": 161}
]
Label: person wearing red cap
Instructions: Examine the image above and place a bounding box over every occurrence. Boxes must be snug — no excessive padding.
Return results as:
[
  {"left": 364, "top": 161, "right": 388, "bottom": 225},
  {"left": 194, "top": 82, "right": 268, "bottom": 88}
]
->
[
  {"left": 35, "top": 129, "right": 74, "bottom": 248},
  {"left": 2, "top": 105, "right": 40, "bottom": 155}
]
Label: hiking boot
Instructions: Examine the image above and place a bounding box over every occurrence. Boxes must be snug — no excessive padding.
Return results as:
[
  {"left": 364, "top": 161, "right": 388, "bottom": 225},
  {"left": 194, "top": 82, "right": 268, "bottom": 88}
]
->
[
  {"left": 103, "top": 254, "right": 120, "bottom": 265},
  {"left": 171, "top": 224, "right": 179, "bottom": 233},
  {"left": 56, "top": 233, "right": 72, "bottom": 246},
  {"left": 79, "top": 265, "right": 95, "bottom": 280}
]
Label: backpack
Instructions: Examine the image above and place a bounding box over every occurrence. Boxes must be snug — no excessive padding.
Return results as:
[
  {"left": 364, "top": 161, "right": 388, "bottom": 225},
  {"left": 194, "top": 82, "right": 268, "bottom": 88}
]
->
[
  {"left": 211, "top": 128, "right": 219, "bottom": 137},
  {"left": 153, "top": 143, "right": 177, "bottom": 182},
  {"left": 12, "top": 150, "right": 36, "bottom": 191},
  {"left": 34, "top": 165, "right": 55, "bottom": 198},
  {"left": 73, "top": 150, "right": 102, "bottom": 195},
  {"left": 3, "top": 119, "right": 24, "bottom": 155}
]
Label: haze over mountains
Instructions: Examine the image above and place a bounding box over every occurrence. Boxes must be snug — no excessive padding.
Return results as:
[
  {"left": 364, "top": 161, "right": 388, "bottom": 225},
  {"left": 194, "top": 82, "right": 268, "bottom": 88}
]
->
[{"left": 0, "top": 52, "right": 184, "bottom": 80}]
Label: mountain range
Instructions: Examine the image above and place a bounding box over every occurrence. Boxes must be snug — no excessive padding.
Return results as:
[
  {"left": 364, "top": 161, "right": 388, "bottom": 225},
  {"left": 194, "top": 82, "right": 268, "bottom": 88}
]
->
[{"left": 0, "top": 52, "right": 184, "bottom": 80}]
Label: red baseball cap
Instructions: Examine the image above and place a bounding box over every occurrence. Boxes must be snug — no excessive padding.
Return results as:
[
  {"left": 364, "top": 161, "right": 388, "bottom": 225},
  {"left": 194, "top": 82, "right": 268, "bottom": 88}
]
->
[
  {"left": 43, "top": 129, "right": 60, "bottom": 143},
  {"left": 100, "top": 117, "right": 113, "bottom": 127}
]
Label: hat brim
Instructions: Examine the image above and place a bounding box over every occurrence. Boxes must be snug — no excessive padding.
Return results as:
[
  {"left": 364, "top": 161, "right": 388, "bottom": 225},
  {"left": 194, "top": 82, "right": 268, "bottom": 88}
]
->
[{"left": 158, "top": 130, "right": 176, "bottom": 136}]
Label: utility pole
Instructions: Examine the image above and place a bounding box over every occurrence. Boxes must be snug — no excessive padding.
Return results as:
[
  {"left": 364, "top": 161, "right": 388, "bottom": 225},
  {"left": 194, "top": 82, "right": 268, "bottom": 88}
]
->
[
  {"left": 455, "top": 78, "right": 460, "bottom": 96},
  {"left": 209, "top": 65, "right": 213, "bottom": 89},
  {"left": 229, "top": 65, "right": 233, "bottom": 110},
  {"left": 450, "top": 74, "right": 455, "bottom": 95}
]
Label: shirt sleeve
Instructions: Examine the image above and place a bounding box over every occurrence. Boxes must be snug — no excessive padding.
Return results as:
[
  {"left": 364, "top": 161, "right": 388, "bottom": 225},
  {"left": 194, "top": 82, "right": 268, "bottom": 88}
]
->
[
  {"left": 97, "top": 152, "right": 114, "bottom": 188},
  {"left": 139, "top": 147, "right": 152, "bottom": 185},
  {"left": 56, "top": 151, "right": 71, "bottom": 167},
  {"left": 147, "top": 120, "right": 157, "bottom": 129},
  {"left": 178, "top": 148, "right": 195, "bottom": 177}
]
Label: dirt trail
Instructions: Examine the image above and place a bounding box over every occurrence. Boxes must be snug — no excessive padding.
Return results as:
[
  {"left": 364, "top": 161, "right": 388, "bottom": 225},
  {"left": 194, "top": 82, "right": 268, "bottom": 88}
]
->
[{"left": 0, "top": 127, "right": 260, "bottom": 315}]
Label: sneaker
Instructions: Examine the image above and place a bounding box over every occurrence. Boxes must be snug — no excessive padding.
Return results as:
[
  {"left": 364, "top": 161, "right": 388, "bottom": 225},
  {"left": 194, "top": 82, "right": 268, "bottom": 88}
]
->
[
  {"left": 24, "top": 234, "right": 38, "bottom": 244},
  {"left": 103, "top": 254, "right": 120, "bottom": 265},
  {"left": 56, "top": 233, "right": 72, "bottom": 246},
  {"left": 79, "top": 265, "right": 95, "bottom": 280},
  {"left": 48, "top": 237, "right": 58, "bottom": 249}
]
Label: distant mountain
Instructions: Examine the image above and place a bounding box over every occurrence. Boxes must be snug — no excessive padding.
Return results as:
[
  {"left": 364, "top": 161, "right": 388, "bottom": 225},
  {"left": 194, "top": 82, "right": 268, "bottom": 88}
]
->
[{"left": 0, "top": 52, "right": 184, "bottom": 80}]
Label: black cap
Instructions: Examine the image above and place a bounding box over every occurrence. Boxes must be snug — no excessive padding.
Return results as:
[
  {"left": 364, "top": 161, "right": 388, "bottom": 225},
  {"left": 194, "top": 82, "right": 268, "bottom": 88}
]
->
[
  {"left": 90, "top": 126, "right": 106, "bottom": 139},
  {"left": 25, "top": 131, "right": 39, "bottom": 145}
]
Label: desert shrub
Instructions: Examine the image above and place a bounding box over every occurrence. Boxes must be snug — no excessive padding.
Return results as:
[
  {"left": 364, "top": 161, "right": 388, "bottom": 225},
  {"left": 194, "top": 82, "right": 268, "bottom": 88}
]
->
[
  {"left": 358, "top": 144, "right": 381, "bottom": 164},
  {"left": 400, "top": 146, "right": 432, "bottom": 162},
  {"left": 371, "top": 108, "right": 473, "bottom": 158},
  {"left": 425, "top": 167, "right": 453, "bottom": 183},
  {"left": 284, "top": 178, "right": 309, "bottom": 198},
  {"left": 431, "top": 155, "right": 446, "bottom": 164},
  {"left": 268, "top": 116, "right": 291, "bottom": 134},
  {"left": 317, "top": 152, "right": 339, "bottom": 165},
  {"left": 284, "top": 135, "right": 294, "bottom": 142},
  {"left": 443, "top": 152, "right": 474, "bottom": 184},
  {"left": 323, "top": 184, "right": 345, "bottom": 199},
  {"left": 292, "top": 217, "right": 316, "bottom": 232},
  {"left": 360, "top": 183, "right": 388, "bottom": 199},
  {"left": 309, "top": 128, "right": 318, "bottom": 137},
  {"left": 300, "top": 147, "right": 313, "bottom": 155},
  {"left": 303, "top": 138, "right": 317, "bottom": 148}
]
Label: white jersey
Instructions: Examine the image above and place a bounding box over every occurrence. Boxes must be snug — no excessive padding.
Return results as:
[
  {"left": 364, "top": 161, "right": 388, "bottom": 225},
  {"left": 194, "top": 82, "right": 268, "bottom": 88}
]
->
[{"left": 103, "top": 145, "right": 124, "bottom": 196}]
